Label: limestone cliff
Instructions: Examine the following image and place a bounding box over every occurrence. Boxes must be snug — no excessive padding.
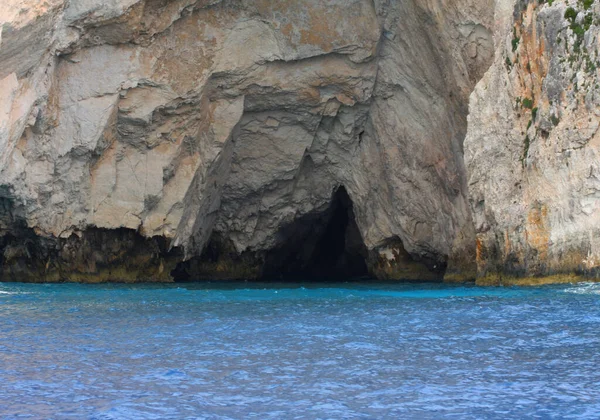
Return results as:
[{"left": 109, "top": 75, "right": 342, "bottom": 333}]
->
[
  {"left": 0, "top": 0, "right": 495, "bottom": 282},
  {"left": 466, "top": 0, "right": 600, "bottom": 285}
]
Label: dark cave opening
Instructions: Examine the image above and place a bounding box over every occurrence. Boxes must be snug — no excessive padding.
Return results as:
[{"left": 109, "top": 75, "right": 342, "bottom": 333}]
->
[
  {"left": 172, "top": 186, "right": 371, "bottom": 282},
  {"left": 261, "top": 186, "right": 369, "bottom": 280}
]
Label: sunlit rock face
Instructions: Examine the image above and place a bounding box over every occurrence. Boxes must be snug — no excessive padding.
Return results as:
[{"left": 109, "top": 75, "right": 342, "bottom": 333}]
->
[
  {"left": 0, "top": 0, "right": 494, "bottom": 282},
  {"left": 465, "top": 0, "right": 600, "bottom": 285}
]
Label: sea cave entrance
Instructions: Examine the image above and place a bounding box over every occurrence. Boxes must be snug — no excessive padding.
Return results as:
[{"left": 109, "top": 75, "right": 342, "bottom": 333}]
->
[
  {"left": 261, "top": 186, "right": 369, "bottom": 281},
  {"left": 173, "top": 186, "right": 371, "bottom": 282}
]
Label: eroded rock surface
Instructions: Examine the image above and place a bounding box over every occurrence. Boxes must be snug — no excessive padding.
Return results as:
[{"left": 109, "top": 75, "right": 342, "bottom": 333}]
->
[
  {"left": 0, "top": 0, "right": 494, "bottom": 282},
  {"left": 466, "top": 0, "right": 600, "bottom": 285}
]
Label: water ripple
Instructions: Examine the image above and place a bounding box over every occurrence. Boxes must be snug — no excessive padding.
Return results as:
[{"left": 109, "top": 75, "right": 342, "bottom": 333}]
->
[{"left": 0, "top": 281, "right": 598, "bottom": 418}]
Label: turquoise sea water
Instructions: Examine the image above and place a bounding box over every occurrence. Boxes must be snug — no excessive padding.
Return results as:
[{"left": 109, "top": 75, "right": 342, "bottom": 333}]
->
[{"left": 0, "top": 281, "right": 599, "bottom": 419}]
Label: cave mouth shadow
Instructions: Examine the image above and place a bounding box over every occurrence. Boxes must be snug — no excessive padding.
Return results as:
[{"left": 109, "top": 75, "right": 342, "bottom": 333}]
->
[{"left": 261, "top": 186, "right": 369, "bottom": 281}]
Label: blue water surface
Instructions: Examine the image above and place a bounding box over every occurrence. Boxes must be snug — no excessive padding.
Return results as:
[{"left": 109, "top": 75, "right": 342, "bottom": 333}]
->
[{"left": 0, "top": 281, "right": 599, "bottom": 419}]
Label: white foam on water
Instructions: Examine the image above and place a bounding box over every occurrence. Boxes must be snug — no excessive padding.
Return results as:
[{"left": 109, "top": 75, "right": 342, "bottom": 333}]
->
[
  {"left": 0, "top": 290, "right": 31, "bottom": 295},
  {"left": 563, "top": 282, "right": 600, "bottom": 295}
]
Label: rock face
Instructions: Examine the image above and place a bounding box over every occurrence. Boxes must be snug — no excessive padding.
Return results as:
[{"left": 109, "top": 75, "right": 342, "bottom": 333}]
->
[
  {"left": 0, "top": 0, "right": 495, "bottom": 282},
  {"left": 466, "top": 0, "right": 600, "bottom": 285}
]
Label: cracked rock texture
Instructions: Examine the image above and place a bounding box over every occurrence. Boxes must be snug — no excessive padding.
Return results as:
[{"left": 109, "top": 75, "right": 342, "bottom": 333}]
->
[
  {"left": 466, "top": 0, "right": 600, "bottom": 285},
  {"left": 0, "top": 0, "right": 495, "bottom": 282}
]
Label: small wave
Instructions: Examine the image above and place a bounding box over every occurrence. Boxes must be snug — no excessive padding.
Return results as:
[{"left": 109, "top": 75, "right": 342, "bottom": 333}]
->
[
  {"left": 0, "top": 290, "right": 31, "bottom": 295},
  {"left": 563, "top": 283, "right": 600, "bottom": 295}
]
